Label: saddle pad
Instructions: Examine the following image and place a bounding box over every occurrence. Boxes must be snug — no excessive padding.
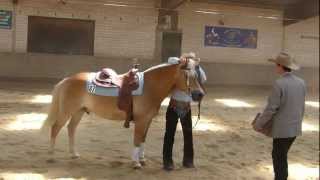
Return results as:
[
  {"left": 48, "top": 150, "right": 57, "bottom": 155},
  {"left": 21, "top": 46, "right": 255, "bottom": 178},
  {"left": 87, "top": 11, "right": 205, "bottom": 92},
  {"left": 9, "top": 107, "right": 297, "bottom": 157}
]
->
[{"left": 86, "top": 72, "right": 144, "bottom": 97}]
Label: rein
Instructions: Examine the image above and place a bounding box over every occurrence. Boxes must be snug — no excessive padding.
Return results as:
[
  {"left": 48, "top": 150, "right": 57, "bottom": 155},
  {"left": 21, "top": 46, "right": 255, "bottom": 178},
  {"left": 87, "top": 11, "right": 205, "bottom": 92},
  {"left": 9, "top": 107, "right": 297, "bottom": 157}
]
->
[
  {"left": 186, "top": 73, "right": 202, "bottom": 131},
  {"left": 179, "top": 60, "right": 203, "bottom": 131},
  {"left": 192, "top": 65, "right": 204, "bottom": 129},
  {"left": 192, "top": 100, "right": 201, "bottom": 129}
]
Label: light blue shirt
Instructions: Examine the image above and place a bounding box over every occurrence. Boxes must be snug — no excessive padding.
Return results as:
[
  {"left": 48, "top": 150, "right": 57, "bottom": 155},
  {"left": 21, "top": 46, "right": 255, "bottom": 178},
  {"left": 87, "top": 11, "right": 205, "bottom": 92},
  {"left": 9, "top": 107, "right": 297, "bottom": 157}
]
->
[{"left": 168, "top": 57, "right": 207, "bottom": 102}]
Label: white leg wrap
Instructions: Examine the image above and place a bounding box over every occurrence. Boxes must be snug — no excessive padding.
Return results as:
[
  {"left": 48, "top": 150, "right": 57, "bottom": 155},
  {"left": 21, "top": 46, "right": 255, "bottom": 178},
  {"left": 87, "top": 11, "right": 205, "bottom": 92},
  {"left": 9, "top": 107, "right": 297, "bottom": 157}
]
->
[
  {"left": 139, "top": 143, "right": 145, "bottom": 160},
  {"left": 132, "top": 147, "right": 140, "bottom": 162}
]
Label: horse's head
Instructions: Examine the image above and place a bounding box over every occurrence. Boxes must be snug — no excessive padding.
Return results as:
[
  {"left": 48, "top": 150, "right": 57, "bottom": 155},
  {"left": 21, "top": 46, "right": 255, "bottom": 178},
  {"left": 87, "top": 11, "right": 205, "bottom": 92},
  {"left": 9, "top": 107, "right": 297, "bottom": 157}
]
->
[{"left": 174, "top": 54, "right": 205, "bottom": 102}]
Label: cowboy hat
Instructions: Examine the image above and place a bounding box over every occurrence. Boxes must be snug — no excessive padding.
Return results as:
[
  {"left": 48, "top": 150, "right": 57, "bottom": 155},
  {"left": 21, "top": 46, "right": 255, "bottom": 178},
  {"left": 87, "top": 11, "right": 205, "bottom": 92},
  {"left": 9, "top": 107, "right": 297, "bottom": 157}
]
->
[
  {"left": 181, "top": 52, "right": 196, "bottom": 59},
  {"left": 181, "top": 52, "right": 201, "bottom": 64},
  {"left": 268, "top": 52, "right": 300, "bottom": 70}
]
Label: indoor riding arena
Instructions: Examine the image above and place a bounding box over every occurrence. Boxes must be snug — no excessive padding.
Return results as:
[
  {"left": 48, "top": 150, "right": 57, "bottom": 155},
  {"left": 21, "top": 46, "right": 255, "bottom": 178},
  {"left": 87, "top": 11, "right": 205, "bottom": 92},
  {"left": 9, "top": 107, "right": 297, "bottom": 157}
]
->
[{"left": 0, "top": 0, "right": 319, "bottom": 180}]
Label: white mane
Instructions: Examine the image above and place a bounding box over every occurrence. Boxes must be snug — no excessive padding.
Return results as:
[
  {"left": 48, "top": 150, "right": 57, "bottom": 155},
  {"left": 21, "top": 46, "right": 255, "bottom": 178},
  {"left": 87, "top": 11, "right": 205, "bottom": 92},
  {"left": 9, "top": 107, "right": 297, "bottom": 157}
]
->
[{"left": 144, "top": 63, "right": 176, "bottom": 73}]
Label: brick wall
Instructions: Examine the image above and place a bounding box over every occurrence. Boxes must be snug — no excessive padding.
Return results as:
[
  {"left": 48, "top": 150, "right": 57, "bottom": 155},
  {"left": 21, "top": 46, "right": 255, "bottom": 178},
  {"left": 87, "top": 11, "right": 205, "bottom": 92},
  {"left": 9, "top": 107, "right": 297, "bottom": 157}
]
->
[
  {"left": 178, "top": 2, "right": 283, "bottom": 65},
  {"left": 0, "top": 0, "right": 13, "bottom": 52},
  {"left": 0, "top": 1, "right": 318, "bottom": 88},
  {"left": 176, "top": 2, "right": 318, "bottom": 89},
  {"left": 284, "top": 16, "right": 319, "bottom": 67},
  {"left": 3, "top": 0, "right": 158, "bottom": 59}
]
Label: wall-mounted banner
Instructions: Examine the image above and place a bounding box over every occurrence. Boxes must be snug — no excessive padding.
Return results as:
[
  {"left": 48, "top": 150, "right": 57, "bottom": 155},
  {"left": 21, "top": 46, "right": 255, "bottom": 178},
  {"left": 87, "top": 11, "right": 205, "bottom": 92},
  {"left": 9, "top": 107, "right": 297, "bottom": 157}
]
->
[
  {"left": 0, "top": 10, "right": 12, "bottom": 29},
  {"left": 205, "top": 26, "right": 258, "bottom": 49}
]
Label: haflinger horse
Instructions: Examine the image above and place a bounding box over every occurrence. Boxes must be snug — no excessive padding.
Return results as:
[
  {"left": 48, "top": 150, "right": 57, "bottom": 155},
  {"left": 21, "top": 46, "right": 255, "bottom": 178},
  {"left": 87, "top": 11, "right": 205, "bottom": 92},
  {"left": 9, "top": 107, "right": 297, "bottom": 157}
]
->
[{"left": 41, "top": 58, "right": 204, "bottom": 169}]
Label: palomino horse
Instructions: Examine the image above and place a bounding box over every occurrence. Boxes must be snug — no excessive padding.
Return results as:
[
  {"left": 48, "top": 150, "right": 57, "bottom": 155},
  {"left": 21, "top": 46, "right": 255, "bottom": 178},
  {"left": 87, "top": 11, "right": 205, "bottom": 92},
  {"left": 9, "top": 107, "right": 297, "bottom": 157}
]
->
[{"left": 41, "top": 58, "right": 204, "bottom": 168}]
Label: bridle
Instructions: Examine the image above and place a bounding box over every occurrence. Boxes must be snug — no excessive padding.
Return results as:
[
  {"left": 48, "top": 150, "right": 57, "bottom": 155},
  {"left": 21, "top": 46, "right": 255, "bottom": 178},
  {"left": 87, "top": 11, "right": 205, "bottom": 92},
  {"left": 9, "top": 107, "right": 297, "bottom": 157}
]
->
[
  {"left": 181, "top": 58, "right": 202, "bottom": 130},
  {"left": 184, "top": 69, "right": 191, "bottom": 94}
]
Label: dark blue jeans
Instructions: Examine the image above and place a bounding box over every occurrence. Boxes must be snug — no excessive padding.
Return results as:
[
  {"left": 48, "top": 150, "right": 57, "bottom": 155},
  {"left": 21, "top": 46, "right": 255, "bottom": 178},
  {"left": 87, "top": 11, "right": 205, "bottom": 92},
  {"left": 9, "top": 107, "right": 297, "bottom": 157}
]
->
[
  {"left": 162, "top": 107, "right": 194, "bottom": 165},
  {"left": 272, "top": 137, "right": 296, "bottom": 180}
]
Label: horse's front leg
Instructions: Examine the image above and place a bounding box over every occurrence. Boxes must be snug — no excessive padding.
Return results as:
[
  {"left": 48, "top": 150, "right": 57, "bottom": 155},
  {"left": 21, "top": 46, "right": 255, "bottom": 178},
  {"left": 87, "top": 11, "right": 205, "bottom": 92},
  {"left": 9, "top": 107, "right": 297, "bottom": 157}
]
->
[
  {"left": 132, "top": 119, "right": 149, "bottom": 169},
  {"left": 138, "top": 143, "right": 146, "bottom": 166}
]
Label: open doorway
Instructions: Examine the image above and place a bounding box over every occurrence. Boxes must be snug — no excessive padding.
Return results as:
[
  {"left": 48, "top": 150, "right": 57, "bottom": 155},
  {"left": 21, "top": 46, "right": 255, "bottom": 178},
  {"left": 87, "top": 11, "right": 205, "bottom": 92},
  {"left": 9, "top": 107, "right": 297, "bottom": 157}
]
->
[{"left": 161, "top": 31, "right": 182, "bottom": 62}]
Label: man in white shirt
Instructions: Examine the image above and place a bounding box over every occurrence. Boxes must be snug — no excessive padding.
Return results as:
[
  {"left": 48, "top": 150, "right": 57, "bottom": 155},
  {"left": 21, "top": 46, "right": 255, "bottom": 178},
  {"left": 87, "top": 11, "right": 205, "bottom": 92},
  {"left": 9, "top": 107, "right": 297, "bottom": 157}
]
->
[{"left": 163, "top": 52, "right": 207, "bottom": 171}]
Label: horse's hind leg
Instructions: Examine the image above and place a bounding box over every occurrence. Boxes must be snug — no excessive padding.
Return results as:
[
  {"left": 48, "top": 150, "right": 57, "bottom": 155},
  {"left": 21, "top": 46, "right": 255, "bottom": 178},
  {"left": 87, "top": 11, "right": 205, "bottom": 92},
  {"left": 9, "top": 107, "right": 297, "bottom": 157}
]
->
[
  {"left": 138, "top": 119, "right": 152, "bottom": 166},
  {"left": 67, "top": 109, "right": 85, "bottom": 159},
  {"left": 50, "top": 114, "right": 70, "bottom": 154},
  {"left": 132, "top": 117, "right": 153, "bottom": 169}
]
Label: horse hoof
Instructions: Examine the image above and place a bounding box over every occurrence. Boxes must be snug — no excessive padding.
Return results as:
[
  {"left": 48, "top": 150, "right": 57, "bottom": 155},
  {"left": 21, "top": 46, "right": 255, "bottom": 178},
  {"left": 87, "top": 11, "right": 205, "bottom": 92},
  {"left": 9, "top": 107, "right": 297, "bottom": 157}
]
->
[
  {"left": 140, "top": 161, "right": 146, "bottom": 166},
  {"left": 71, "top": 153, "right": 80, "bottom": 159},
  {"left": 139, "top": 159, "right": 146, "bottom": 166},
  {"left": 132, "top": 162, "right": 142, "bottom": 169},
  {"left": 133, "top": 165, "right": 142, "bottom": 169}
]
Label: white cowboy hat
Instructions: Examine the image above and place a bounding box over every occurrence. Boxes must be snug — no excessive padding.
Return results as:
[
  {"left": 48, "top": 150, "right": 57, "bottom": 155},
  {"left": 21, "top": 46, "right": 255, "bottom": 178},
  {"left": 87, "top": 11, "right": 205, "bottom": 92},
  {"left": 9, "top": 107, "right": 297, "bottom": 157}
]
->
[{"left": 268, "top": 52, "right": 300, "bottom": 70}]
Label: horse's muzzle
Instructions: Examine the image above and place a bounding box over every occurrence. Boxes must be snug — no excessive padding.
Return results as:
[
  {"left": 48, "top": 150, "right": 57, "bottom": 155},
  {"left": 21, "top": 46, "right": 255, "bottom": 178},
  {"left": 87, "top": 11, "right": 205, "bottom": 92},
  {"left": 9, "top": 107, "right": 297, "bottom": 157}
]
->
[{"left": 191, "top": 90, "right": 204, "bottom": 102}]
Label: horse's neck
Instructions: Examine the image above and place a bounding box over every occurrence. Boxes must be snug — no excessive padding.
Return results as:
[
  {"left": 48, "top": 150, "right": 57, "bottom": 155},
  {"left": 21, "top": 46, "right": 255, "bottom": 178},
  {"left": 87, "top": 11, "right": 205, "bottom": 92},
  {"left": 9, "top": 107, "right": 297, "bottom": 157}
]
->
[{"left": 144, "top": 64, "right": 179, "bottom": 102}]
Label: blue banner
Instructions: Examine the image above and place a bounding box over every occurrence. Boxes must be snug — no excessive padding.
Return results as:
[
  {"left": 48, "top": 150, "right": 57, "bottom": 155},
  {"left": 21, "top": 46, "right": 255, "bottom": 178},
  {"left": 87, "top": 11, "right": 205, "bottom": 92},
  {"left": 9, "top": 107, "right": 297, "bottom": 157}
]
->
[
  {"left": 204, "top": 26, "right": 257, "bottom": 49},
  {"left": 0, "top": 10, "right": 12, "bottom": 29}
]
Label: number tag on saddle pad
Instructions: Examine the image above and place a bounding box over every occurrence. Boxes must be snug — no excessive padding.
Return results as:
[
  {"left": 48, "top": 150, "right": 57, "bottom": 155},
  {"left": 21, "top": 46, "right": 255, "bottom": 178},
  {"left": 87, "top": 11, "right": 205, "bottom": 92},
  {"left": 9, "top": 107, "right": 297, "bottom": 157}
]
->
[{"left": 86, "top": 72, "right": 144, "bottom": 96}]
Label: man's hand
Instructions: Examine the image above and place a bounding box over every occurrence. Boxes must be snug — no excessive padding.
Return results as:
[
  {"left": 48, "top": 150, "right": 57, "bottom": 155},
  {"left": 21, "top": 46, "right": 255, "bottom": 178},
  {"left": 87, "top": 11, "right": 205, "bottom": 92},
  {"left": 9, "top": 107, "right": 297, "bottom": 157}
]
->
[{"left": 252, "top": 123, "right": 263, "bottom": 132}]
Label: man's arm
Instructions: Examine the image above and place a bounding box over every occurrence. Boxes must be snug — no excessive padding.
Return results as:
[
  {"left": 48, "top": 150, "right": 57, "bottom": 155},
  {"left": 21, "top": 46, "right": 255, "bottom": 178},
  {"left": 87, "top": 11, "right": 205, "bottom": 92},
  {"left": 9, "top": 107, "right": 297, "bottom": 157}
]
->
[
  {"left": 301, "top": 81, "right": 307, "bottom": 120},
  {"left": 254, "top": 82, "right": 282, "bottom": 130},
  {"left": 168, "top": 57, "right": 180, "bottom": 64},
  {"left": 198, "top": 66, "right": 207, "bottom": 84}
]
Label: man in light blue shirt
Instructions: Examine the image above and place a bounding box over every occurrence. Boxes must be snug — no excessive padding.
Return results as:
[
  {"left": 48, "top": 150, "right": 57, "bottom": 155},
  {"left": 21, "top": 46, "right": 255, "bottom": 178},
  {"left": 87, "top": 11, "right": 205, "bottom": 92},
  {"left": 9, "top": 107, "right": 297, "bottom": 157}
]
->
[{"left": 163, "top": 52, "right": 206, "bottom": 171}]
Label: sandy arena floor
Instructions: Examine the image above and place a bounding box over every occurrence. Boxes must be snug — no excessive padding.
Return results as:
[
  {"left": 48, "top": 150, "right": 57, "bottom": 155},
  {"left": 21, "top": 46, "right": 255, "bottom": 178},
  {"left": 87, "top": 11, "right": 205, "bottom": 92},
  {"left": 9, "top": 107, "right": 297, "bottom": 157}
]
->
[{"left": 0, "top": 80, "right": 318, "bottom": 180}]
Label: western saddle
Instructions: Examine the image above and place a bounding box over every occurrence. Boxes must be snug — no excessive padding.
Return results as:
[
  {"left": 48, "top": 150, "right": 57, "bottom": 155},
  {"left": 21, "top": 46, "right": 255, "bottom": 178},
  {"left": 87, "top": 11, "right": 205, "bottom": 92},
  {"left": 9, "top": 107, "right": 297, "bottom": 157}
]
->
[{"left": 93, "top": 64, "right": 140, "bottom": 128}]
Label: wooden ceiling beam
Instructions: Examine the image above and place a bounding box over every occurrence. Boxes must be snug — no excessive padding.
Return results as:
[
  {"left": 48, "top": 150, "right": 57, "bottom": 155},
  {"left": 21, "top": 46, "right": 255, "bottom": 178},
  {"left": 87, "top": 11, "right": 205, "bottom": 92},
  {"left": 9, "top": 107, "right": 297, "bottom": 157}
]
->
[
  {"left": 161, "top": 0, "right": 188, "bottom": 9},
  {"left": 170, "top": 0, "right": 188, "bottom": 9},
  {"left": 284, "top": 0, "right": 319, "bottom": 26},
  {"left": 190, "top": 0, "right": 284, "bottom": 10}
]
